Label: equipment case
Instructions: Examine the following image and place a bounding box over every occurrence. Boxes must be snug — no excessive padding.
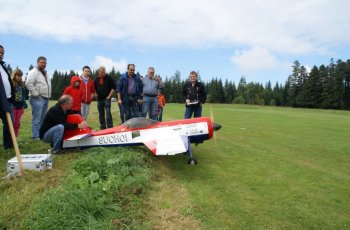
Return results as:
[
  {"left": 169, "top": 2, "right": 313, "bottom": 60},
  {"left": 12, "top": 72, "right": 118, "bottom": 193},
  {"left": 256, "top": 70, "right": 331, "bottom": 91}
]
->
[{"left": 7, "top": 154, "right": 53, "bottom": 174}]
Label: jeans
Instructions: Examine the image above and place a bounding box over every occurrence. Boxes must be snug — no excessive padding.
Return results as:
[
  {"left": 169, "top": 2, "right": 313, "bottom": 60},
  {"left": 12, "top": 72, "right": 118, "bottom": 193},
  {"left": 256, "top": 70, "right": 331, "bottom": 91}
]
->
[
  {"left": 184, "top": 105, "right": 202, "bottom": 119},
  {"left": 0, "top": 103, "right": 14, "bottom": 149},
  {"left": 13, "top": 108, "right": 24, "bottom": 137},
  {"left": 123, "top": 100, "right": 139, "bottom": 121},
  {"left": 142, "top": 95, "right": 158, "bottom": 120},
  {"left": 118, "top": 104, "right": 125, "bottom": 124},
  {"left": 81, "top": 103, "right": 90, "bottom": 120},
  {"left": 97, "top": 99, "right": 113, "bottom": 129},
  {"left": 42, "top": 124, "right": 64, "bottom": 151},
  {"left": 30, "top": 96, "right": 49, "bottom": 139}
]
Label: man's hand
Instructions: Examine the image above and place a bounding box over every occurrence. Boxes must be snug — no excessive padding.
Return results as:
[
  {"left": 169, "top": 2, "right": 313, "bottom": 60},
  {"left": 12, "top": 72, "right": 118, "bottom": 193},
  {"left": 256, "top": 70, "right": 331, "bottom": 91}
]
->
[
  {"left": 78, "top": 121, "right": 89, "bottom": 129},
  {"left": 186, "top": 99, "right": 190, "bottom": 105},
  {"left": 118, "top": 99, "right": 122, "bottom": 105},
  {"left": 137, "top": 99, "right": 142, "bottom": 105}
]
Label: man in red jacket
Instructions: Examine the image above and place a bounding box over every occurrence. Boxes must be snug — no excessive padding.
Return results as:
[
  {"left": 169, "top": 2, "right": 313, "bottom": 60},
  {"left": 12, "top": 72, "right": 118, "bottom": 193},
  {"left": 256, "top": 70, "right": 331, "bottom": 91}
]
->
[
  {"left": 63, "top": 76, "right": 82, "bottom": 115},
  {"left": 79, "top": 66, "right": 95, "bottom": 120}
]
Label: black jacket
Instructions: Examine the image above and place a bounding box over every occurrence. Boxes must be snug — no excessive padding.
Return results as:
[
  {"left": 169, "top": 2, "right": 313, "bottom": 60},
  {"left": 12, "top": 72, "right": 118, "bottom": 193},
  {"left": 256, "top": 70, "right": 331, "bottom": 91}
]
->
[
  {"left": 39, "top": 103, "right": 78, "bottom": 139},
  {"left": 94, "top": 74, "right": 116, "bottom": 99},
  {"left": 0, "top": 61, "right": 15, "bottom": 112},
  {"left": 182, "top": 81, "right": 207, "bottom": 105}
]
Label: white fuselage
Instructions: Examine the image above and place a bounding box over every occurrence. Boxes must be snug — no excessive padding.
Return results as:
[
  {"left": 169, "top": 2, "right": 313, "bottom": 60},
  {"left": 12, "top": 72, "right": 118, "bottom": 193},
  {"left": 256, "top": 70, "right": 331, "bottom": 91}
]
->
[{"left": 63, "top": 122, "right": 209, "bottom": 150}]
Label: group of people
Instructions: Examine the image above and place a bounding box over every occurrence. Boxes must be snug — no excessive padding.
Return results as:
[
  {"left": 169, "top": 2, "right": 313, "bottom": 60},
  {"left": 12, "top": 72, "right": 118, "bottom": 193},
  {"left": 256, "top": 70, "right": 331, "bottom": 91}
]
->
[
  {"left": 60, "top": 64, "right": 167, "bottom": 129},
  {"left": 0, "top": 44, "right": 207, "bottom": 153}
]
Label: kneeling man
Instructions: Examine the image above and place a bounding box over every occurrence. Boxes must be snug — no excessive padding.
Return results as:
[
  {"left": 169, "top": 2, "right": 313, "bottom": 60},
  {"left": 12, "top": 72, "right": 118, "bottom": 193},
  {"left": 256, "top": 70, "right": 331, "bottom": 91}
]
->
[{"left": 40, "top": 95, "right": 88, "bottom": 153}]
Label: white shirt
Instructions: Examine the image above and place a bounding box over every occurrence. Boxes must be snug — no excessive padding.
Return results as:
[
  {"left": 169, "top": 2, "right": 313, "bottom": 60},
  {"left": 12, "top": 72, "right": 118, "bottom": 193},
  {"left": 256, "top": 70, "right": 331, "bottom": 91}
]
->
[{"left": 0, "top": 64, "right": 11, "bottom": 98}]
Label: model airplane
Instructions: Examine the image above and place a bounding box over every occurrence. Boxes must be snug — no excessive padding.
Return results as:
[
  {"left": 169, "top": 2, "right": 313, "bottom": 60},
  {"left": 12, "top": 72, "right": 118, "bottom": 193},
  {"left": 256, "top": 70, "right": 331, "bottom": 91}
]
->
[{"left": 63, "top": 114, "right": 222, "bottom": 164}]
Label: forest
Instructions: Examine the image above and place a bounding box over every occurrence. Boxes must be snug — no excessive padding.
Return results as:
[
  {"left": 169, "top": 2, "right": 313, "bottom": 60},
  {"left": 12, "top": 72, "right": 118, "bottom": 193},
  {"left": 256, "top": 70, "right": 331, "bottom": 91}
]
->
[{"left": 9, "top": 58, "right": 350, "bottom": 110}]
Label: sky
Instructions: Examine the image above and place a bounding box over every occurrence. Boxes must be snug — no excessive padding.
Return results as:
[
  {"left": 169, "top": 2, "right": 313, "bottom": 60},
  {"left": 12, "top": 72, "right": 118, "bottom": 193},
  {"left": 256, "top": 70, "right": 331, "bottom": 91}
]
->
[{"left": 1, "top": 0, "right": 349, "bottom": 85}]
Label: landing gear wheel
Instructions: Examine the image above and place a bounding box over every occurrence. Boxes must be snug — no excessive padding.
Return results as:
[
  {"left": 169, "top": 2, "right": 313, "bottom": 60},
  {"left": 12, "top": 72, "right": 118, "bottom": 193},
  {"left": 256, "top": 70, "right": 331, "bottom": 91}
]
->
[{"left": 188, "top": 158, "right": 197, "bottom": 165}]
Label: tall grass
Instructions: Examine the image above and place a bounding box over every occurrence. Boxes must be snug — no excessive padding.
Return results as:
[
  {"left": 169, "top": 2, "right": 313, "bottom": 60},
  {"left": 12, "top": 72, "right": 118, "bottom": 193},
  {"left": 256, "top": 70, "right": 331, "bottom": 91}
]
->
[
  {"left": 22, "top": 148, "right": 153, "bottom": 229},
  {"left": 0, "top": 101, "right": 154, "bottom": 229}
]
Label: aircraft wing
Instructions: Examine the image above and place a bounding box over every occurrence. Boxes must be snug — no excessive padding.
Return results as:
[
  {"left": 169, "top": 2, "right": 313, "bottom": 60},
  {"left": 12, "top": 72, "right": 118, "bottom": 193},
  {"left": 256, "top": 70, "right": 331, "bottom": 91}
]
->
[
  {"left": 65, "top": 133, "right": 92, "bottom": 141},
  {"left": 135, "top": 128, "right": 188, "bottom": 155}
]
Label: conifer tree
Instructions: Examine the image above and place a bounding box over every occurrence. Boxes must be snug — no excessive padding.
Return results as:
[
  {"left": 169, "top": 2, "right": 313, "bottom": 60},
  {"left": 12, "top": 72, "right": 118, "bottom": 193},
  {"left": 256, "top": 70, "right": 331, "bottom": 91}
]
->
[
  {"left": 343, "top": 60, "right": 350, "bottom": 109},
  {"left": 264, "top": 81, "right": 273, "bottom": 105},
  {"left": 170, "top": 70, "right": 183, "bottom": 103},
  {"left": 288, "top": 60, "right": 304, "bottom": 107},
  {"left": 303, "top": 66, "right": 322, "bottom": 108},
  {"left": 234, "top": 76, "right": 246, "bottom": 104},
  {"left": 224, "top": 79, "right": 236, "bottom": 103},
  {"left": 322, "top": 60, "right": 336, "bottom": 108},
  {"left": 332, "top": 59, "right": 346, "bottom": 109},
  {"left": 272, "top": 82, "right": 282, "bottom": 106}
]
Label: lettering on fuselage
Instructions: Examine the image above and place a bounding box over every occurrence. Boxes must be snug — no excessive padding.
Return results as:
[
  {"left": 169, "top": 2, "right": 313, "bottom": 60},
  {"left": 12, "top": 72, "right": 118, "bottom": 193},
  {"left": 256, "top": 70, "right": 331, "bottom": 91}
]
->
[
  {"left": 98, "top": 133, "right": 128, "bottom": 145},
  {"left": 185, "top": 122, "right": 207, "bottom": 135},
  {"left": 186, "top": 123, "right": 198, "bottom": 128},
  {"left": 187, "top": 128, "right": 198, "bottom": 134}
]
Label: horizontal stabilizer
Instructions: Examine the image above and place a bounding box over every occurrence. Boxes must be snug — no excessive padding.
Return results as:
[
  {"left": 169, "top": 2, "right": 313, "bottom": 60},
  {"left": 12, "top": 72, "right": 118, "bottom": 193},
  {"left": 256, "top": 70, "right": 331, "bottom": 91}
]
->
[
  {"left": 156, "top": 133, "right": 187, "bottom": 155},
  {"left": 135, "top": 128, "right": 187, "bottom": 155}
]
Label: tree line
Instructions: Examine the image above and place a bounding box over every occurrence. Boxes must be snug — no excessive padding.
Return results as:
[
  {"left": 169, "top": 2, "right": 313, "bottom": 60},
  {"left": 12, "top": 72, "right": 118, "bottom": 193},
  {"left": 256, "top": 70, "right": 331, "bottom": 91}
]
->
[{"left": 9, "top": 58, "right": 350, "bottom": 110}]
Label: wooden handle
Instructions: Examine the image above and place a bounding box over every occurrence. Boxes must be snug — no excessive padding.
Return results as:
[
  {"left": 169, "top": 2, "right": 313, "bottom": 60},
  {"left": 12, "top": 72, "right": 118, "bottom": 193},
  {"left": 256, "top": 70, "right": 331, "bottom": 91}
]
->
[{"left": 6, "top": 112, "right": 25, "bottom": 176}]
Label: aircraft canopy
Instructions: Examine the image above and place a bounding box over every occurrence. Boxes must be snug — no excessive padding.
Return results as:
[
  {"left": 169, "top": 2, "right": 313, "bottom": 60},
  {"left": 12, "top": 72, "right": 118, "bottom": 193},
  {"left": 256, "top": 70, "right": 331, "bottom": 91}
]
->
[{"left": 123, "top": 117, "right": 159, "bottom": 128}]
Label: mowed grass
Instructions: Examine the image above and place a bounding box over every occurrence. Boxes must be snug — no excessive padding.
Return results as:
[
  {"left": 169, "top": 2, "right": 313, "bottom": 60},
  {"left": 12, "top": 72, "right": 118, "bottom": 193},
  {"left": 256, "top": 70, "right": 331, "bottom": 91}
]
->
[
  {"left": 0, "top": 102, "right": 349, "bottom": 229},
  {"left": 162, "top": 104, "right": 350, "bottom": 229}
]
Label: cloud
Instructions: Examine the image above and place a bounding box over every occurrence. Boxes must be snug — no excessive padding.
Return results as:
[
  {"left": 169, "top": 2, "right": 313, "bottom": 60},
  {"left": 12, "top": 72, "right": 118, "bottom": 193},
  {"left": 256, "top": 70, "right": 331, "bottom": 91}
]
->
[
  {"left": 1, "top": 0, "right": 349, "bottom": 56},
  {"left": 230, "top": 47, "right": 278, "bottom": 71},
  {"left": 90, "top": 56, "right": 127, "bottom": 73},
  {"left": 0, "top": 0, "right": 350, "bottom": 79},
  {"left": 229, "top": 46, "right": 291, "bottom": 81}
]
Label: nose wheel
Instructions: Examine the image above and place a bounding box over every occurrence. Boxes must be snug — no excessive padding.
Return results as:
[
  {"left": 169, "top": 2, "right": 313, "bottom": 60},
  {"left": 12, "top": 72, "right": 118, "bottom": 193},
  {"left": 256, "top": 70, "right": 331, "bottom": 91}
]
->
[
  {"left": 187, "top": 138, "right": 197, "bottom": 165},
  {"left": 188, "top": 158, "right": 197, "bottom": 165}
]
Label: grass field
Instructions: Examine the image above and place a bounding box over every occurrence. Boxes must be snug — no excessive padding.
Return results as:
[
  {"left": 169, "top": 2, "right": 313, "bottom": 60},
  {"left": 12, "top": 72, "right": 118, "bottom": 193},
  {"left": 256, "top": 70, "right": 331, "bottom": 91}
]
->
[{"left": 0, "top": 102, "right": 349, "bottom": 229}]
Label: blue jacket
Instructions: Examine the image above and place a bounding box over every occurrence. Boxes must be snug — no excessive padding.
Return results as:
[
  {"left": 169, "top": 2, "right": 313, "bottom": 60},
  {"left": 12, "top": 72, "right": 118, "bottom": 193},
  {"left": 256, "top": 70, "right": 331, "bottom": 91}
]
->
[{"left": 116, "top": 72, "right": 143, "bottom": 103}]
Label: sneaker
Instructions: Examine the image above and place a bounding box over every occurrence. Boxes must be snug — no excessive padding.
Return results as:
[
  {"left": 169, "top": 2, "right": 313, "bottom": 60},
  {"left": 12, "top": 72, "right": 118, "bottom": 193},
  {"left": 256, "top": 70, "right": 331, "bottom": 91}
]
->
[
  {"left": 52, "top": 149, "right": 59, "bottom": 154},
  {"left": 53, "top": 149, "right": 65, "bottom": 154}
]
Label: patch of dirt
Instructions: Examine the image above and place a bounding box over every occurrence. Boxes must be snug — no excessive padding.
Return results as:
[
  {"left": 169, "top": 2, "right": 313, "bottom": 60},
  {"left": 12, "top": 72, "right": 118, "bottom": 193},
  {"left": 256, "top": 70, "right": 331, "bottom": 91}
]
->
[{"left": 145, "top": 159, "right": 202, "bottom": 230}]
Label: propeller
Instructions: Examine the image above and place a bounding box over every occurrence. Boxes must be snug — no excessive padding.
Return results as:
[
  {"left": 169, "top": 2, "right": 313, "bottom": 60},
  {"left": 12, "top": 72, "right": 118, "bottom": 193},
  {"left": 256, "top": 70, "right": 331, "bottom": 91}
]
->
[
  {"left": 213, "top": 122, "right": 222, "bottom": 131},
  {"left": 210, "top": 105, "right": 222, "bottom": 145}
]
